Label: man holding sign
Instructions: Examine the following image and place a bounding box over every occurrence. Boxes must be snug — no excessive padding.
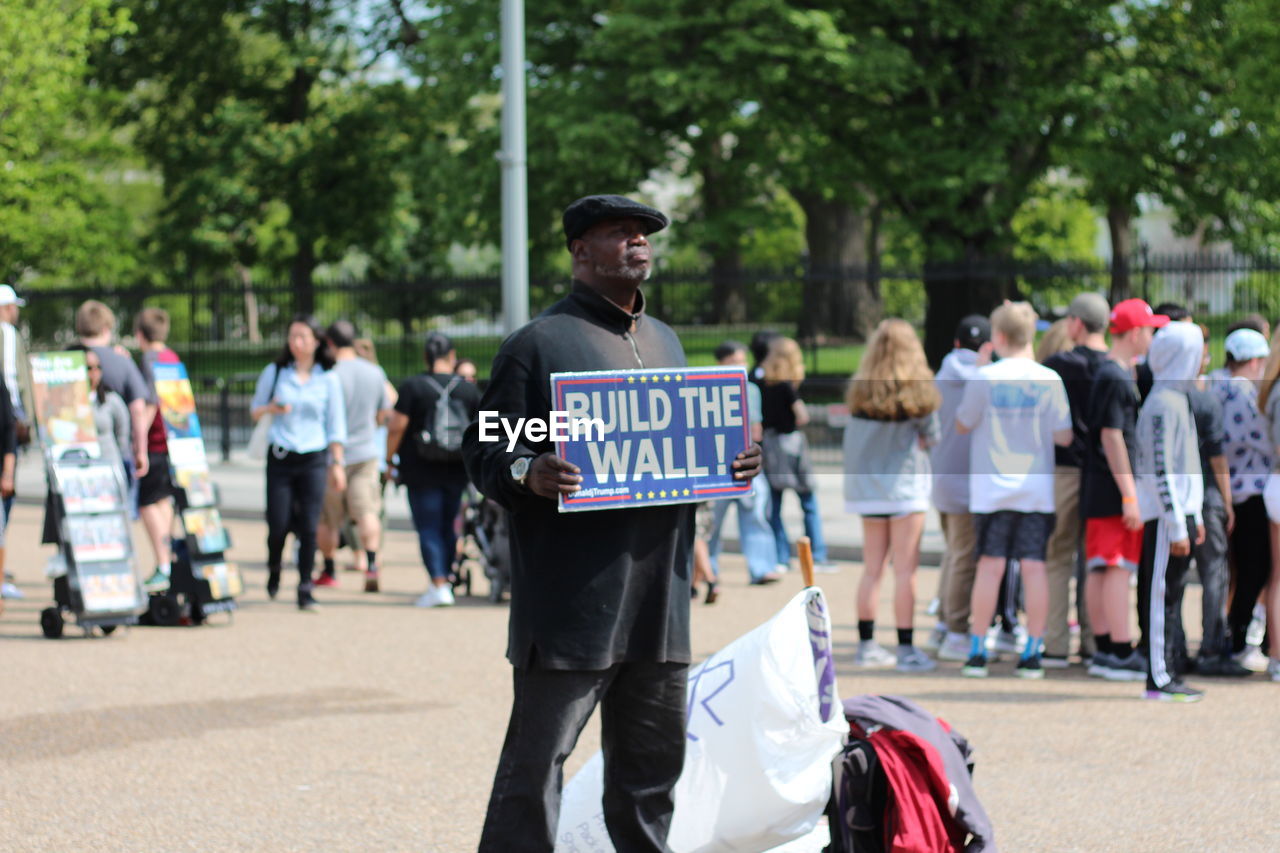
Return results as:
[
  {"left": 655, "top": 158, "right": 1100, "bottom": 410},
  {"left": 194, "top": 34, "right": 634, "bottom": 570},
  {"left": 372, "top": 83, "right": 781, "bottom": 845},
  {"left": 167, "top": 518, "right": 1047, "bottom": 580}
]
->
[{"left": 464, "top": 195, "right": 762, "bottom": 852}]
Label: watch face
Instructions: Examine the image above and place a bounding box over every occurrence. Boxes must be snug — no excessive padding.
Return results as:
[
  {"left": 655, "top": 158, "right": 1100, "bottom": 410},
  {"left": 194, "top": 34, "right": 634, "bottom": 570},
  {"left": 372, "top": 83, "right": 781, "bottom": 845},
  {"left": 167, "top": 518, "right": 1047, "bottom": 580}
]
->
[{"left": 510, "top": 457, "right": 530, "bottom": 480}]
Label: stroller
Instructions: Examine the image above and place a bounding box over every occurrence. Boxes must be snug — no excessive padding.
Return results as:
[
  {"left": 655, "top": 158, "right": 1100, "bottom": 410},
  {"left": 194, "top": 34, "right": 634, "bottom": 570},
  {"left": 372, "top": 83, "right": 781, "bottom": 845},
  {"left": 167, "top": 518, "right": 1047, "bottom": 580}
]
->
[{"left": 452, "top": 489, "right": 512, "bottom": 603}]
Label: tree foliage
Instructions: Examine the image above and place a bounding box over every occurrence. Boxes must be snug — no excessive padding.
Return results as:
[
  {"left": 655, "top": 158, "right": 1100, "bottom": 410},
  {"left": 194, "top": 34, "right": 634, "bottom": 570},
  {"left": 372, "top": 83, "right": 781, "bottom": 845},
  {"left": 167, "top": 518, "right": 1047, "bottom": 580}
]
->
[{"left": 0, "top": 0, "right": 135, "bottom": 281}]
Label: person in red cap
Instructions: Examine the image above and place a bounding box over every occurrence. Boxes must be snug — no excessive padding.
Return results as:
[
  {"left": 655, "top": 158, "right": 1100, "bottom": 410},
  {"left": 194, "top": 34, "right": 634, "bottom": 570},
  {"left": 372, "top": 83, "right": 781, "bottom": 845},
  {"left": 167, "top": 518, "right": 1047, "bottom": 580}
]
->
[{"left": 1081, "top": 298, "right": 1169, "bottom": 680}]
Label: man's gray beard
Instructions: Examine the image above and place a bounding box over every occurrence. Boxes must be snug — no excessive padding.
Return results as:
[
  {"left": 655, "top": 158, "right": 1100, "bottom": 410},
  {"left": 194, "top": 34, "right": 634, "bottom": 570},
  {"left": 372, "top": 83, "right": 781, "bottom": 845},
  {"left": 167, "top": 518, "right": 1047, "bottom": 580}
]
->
[{"left": 593, "top": 261, "right": 651, "bottom": 283}]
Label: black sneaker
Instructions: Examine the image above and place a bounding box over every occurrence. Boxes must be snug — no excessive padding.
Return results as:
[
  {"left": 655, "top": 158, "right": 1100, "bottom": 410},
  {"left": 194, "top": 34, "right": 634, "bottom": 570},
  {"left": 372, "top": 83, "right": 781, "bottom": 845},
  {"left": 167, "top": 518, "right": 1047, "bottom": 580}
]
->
[
  {"left": 1142, "top": 680, "right": 1203, "bottom": 702},
  {"left": 266, "top": 568, "right": 281, "bottom": 600},
  {"left": 1016, "top": 654, "right": 1045, "bottom": 680},
  {"left": 1195, "top": 655, "right": 1252, "bottom": 678},
  {"left": 961, "top": 654, "right": 989, "bottom": 678},
  {"left": 298, "top": 588, "right": 320, "bottom": 612},
  {"left": 1104, "top": 652, "right": 1148, "bottom": 682}
]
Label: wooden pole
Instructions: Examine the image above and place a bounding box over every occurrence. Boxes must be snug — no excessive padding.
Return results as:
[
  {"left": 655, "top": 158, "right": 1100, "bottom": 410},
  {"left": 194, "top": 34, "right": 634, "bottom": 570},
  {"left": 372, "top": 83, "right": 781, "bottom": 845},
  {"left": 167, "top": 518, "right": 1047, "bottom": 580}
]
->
[{"left": 797, "top": 536, "right": 815, "bottom": 588}]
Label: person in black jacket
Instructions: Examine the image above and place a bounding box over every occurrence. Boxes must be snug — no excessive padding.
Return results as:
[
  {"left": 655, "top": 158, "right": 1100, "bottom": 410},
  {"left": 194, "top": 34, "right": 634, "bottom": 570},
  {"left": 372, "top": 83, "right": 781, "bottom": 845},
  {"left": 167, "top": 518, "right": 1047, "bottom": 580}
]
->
[{"left": 463, "top": 195, "right": 761, "bottom": 853}]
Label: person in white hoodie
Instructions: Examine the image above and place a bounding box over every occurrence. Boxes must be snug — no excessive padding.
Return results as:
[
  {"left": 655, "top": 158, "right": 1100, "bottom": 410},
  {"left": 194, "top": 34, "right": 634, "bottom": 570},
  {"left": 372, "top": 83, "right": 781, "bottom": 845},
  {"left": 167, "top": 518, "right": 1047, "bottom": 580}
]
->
[
  {"left": 929, "top": 315, "right": 991, "bottom": 662},
  {"left": 1135, "top": 321, "right": 1207, "bottom": 701}
]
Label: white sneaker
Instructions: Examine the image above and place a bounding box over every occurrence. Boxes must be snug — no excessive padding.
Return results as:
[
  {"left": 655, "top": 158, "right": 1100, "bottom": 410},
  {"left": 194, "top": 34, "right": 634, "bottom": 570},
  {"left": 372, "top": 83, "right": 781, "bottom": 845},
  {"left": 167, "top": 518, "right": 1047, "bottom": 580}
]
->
[
  {"left": 895, "top": 646, "right": 937, "bottom": 673},
  {"left": 1234, "top": 646, "right": 1268, "bottom": 673},
  {"left": 1, "top": 581, "right": 23, "bottom": 599},
  {"left": 921, "top": 623, "right": 947, "bottom": 651},
  {"left": 415, "top": 586, "right": 456, "bottom": 608},
  {"left": 853, "top": 639, "right": 897, "bottom": 668},
  {"left": 1246, "top": 603, "right": 1267, "bottom": 648},
  {"left": 987, "top": 626, "right": 1025, "bottom": 657},
  {"left": 937, "top": 632, "right": 972, "bottom": 662},
  {"left": 926, "top": 597, "right": 940, "bottom": 617}
]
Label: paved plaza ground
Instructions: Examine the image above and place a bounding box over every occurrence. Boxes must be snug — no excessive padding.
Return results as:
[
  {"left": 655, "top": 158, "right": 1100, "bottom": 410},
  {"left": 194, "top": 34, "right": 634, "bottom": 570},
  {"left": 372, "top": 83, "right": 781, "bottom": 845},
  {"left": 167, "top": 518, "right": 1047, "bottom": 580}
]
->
[{"left": 2, "top": 489, "right": 1279, "bottom": 851}]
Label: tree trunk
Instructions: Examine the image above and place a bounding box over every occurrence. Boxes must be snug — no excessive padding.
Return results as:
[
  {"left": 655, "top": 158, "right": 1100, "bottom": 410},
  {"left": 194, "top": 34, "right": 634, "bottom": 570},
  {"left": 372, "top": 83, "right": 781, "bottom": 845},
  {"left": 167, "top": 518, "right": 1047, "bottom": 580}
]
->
[
  {"left": 710, "top": 247, "right": 747, "bottom": 324},
  {"left": 922, "top": 233, "right": 1011, "bottom": 368},
  {"left": 292, "top": 240, "right": 316, "bottom": 317},
  {"left": 794, "top": 193, "right": 879, "bottom": 342},
  {"left": 700, "top": 139, "right": 747, "bottom": 324},
  {"left": 1107, "top": 201, "right": 1133, "bottom": 305},
  {"left": 235, "top": 262, "right": 262, "bottom": 343}
]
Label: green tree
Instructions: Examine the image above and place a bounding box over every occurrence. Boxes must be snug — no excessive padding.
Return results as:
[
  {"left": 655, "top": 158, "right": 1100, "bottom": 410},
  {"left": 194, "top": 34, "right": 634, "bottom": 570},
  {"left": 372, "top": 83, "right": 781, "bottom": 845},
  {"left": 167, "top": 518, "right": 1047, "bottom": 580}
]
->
[
  {"left": 99, "top": 0, "right": 415, "bottom": 320},
  {"left": 0, "top": 0, "right": 136, "bottom": 282}
]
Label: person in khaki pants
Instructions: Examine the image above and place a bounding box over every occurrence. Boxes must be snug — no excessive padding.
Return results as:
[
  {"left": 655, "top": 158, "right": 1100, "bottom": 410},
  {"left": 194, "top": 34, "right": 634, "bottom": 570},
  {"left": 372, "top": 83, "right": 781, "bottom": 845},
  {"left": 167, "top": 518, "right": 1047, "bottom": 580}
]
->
[
  {"left": 1041, "top": 293, "right": 1111, "bottom": 666},
  {"left": 929, "top": 316, "right": 990, "bottom": 661}
]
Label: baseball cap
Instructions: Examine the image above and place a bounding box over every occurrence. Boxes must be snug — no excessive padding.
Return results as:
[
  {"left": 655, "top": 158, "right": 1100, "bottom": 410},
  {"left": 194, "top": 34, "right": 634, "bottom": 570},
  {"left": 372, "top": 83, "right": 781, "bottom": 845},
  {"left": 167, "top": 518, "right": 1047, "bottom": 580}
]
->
[
  {"left": 1224, "top": 328, "right": 1270, "bottom": 362},
  {"left": 562, "top": 195, "right": 669, "bottom": 250},
  {"left": 1067, "top": 292, "right": 1109, "bottom": 333},
  {"left": 0, "top": 285, "right": 26, "bottom": 307},
  {"left": 954, "top": 315, "right": 991, "bottom": 351},
  {"left": 1109, "top": 298, "right": 1168, "bottom": 335}
]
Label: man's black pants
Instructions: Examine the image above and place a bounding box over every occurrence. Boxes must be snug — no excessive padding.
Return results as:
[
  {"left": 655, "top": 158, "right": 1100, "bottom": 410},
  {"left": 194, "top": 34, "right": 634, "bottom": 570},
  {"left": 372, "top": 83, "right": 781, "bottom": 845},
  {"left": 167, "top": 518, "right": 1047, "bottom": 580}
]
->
[
  {"left": 478, "top": 659, "right": 688, "bottom": 853},
  {"left": 1139, "top": 518, "right": 1194, "bottom": 689},
  {"left": 1228, "top": 495, "right": 1272, "bottom": 654}
]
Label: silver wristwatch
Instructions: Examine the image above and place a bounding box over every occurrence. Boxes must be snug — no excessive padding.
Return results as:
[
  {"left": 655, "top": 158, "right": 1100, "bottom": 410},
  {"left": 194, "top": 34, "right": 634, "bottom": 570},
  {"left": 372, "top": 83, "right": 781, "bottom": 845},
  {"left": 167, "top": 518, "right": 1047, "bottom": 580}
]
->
[{"left": 509, "top": 456, "right": 532, "bottom": 487}]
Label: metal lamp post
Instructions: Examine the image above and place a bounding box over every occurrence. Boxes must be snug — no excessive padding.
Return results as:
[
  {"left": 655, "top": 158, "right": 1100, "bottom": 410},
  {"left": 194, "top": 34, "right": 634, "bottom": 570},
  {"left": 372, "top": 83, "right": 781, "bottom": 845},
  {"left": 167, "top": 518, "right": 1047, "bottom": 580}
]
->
[{"left": 500, "top": 0, "right": 530, "bottom": 335}]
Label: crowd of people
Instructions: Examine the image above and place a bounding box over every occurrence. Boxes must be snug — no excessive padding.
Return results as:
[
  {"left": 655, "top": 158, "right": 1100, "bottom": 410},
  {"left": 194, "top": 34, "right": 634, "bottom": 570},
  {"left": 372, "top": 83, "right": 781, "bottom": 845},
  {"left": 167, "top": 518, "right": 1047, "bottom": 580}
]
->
[
  {"left": 3, "top": 277, "right": 1278, "bottom": 702},
  {"left": 248, "top": 317, "right": 481, "bottom": 611},
  {"left": 839, "top": 294, "right": 1280, "bottom": 701}
]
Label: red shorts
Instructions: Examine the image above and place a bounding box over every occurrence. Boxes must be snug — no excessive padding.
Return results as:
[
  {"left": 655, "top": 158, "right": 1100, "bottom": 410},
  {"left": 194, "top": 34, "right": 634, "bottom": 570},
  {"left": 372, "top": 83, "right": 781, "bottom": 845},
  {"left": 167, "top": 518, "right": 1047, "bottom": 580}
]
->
[{"left": 1085, "top": 515, "right": 1142, "bottom": 571}]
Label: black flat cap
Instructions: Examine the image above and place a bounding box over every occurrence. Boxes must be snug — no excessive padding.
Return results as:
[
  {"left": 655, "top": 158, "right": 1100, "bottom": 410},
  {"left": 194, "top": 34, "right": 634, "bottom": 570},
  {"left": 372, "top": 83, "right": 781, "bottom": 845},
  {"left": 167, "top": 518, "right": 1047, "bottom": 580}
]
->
[{"left": 562, "top": 194, "right": 669, "bottom": 249}]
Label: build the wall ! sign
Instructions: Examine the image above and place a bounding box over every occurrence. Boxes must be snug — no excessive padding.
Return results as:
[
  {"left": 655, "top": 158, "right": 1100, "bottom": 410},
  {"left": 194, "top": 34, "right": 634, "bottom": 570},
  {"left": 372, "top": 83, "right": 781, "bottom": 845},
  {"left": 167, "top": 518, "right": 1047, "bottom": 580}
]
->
[{"left": 550, "top": 366, "right": 753, "bottom": 512}]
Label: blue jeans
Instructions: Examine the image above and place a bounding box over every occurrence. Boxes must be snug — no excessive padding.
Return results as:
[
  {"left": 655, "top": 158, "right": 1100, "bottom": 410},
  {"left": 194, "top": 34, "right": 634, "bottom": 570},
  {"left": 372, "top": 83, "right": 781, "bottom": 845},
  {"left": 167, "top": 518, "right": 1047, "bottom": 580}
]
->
[
  {"left": 708, "top": 476, "right": 775, "bottom": 582},
  {"left": 407, "top": 484, "right": 465, "bottom": 580},
  {"left": 769, "top": 488, "right": 828, "bottom": 565}
]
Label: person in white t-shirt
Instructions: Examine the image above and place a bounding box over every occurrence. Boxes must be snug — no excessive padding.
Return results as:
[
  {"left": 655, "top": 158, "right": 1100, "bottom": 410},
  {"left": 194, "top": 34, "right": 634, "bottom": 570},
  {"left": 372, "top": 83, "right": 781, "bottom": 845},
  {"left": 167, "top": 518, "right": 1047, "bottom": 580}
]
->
[{"left": 955, "top": 302, "right": 1073, "bottom": 679}]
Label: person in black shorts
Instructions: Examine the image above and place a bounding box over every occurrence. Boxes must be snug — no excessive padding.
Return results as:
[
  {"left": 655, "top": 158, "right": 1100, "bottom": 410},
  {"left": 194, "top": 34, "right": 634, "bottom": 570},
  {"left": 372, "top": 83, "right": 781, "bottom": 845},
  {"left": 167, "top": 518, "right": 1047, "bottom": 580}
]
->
[
  {"left": 954, "top": 302, "right": 1073, "bottom": 679},
  {"left": 134, "top": 308, "right": 181, "bottom": 591}
]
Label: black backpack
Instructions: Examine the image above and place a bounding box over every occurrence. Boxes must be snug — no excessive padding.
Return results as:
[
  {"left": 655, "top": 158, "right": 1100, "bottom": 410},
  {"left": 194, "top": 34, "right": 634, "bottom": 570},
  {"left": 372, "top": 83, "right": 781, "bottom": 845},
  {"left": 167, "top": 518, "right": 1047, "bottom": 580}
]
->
[{"left": 413, "top": 375, "right": 468, "bottom": 461}]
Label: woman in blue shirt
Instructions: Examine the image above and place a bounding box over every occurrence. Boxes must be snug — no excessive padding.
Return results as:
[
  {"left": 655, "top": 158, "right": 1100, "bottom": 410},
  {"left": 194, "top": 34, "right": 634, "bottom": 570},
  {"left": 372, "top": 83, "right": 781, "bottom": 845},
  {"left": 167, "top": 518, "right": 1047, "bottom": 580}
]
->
[{"left": 251, "top": 315, "right": 347, "bottom": 611}]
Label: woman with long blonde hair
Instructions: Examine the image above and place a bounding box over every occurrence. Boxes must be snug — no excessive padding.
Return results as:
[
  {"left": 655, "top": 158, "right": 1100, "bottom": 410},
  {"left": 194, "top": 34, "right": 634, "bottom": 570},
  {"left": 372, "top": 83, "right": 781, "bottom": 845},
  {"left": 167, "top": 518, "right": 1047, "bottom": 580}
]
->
[
  {"left": 843, "top": 319, "right": 941, "bottom": 671},
  {"left": 1254, "top": 342, "right": 1280, "bottom": 681},
  {"left": 759, "top": 336, "right": 831, "bottom": 576},
  {"left": 1035, "top": 318, "right": 1074, "bottom": 363}
]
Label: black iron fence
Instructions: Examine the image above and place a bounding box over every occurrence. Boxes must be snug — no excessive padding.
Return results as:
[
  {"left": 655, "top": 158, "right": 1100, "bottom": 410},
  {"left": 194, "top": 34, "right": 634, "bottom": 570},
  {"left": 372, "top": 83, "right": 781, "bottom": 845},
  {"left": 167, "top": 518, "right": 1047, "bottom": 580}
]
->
[{"left": 23, "top": 252, "right": 1280, "bottom": 462}]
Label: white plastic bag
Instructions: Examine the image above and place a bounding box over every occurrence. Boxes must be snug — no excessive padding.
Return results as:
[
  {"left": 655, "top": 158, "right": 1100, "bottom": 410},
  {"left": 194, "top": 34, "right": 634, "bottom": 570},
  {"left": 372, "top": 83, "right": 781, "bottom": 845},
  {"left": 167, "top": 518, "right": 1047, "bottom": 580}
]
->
[
  {"left": 246, "top": 413, "right": 273, "bottom": 461},
  {"left": 556, "top": 588, "right": 845, "bottom": 853}
]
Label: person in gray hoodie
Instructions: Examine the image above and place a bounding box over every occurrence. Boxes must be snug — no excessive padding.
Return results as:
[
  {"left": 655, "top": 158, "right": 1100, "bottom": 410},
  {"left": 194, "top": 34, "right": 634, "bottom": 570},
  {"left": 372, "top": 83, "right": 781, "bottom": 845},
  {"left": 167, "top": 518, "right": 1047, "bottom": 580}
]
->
[{"left": 1135, "top": 320, "right": 1207, "bottom": 701}]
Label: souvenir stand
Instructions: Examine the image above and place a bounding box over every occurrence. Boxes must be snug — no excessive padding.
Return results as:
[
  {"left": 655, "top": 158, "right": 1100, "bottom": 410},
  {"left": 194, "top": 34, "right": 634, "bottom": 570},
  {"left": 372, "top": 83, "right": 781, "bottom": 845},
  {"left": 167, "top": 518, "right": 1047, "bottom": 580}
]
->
[
  {"left": 31, "top": 351, "right": 144, "bottom": 638},
  {"left": 144, "top": 359, "right": 241, "bottom": 626}
]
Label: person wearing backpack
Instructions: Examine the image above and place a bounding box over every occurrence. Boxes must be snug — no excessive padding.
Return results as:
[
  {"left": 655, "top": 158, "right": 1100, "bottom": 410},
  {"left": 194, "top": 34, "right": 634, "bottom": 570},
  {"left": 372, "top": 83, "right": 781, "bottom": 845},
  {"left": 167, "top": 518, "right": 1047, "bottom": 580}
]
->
[{"left": 385, "top": 331, "right": 480, "bottom": 607}]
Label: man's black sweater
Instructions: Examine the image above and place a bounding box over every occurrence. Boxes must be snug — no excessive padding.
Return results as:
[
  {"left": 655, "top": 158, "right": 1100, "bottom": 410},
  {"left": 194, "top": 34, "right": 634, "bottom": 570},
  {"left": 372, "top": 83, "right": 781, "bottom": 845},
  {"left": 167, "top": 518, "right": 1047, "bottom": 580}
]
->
[{"left": 462, "top": 281, "right": 693, "bottom": 670}]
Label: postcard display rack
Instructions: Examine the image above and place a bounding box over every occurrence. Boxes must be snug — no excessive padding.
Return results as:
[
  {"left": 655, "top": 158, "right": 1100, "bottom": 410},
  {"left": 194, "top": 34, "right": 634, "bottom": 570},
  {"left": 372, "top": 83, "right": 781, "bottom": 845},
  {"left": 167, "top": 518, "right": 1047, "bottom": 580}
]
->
[
  {"left": 146, "top": 360, "right": 241, "bottom": 626},
  {"left": 31, "top": 352, "right": 144, "bottom": 638}
]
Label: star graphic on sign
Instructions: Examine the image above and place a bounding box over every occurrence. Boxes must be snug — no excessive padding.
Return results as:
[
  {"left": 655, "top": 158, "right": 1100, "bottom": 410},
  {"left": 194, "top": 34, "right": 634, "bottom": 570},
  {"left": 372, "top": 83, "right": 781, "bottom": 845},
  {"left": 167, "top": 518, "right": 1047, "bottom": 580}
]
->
[
  {"left": 683, "top": 489, "right": 691, "bottom": 496},
  {"left": 627, "top": 376, "right": 636, "bottom": 383},
  {"left": 640, "top": 375, "right": 649, "bottom": 383},
  {"left": 632, "top": 492, "right": 642, "bottom": 500},
  {"left": 648, "top": 491, "right": 656, "bottom": 499},
  {"left": 662, "top": 374, "right": 671, "bottom": 381},
  {"left": 674, "top": 374, "right": 683, "bottom": 381},
  {"left": 659, "top": 490, "right": 667, "bottom": 498}
]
